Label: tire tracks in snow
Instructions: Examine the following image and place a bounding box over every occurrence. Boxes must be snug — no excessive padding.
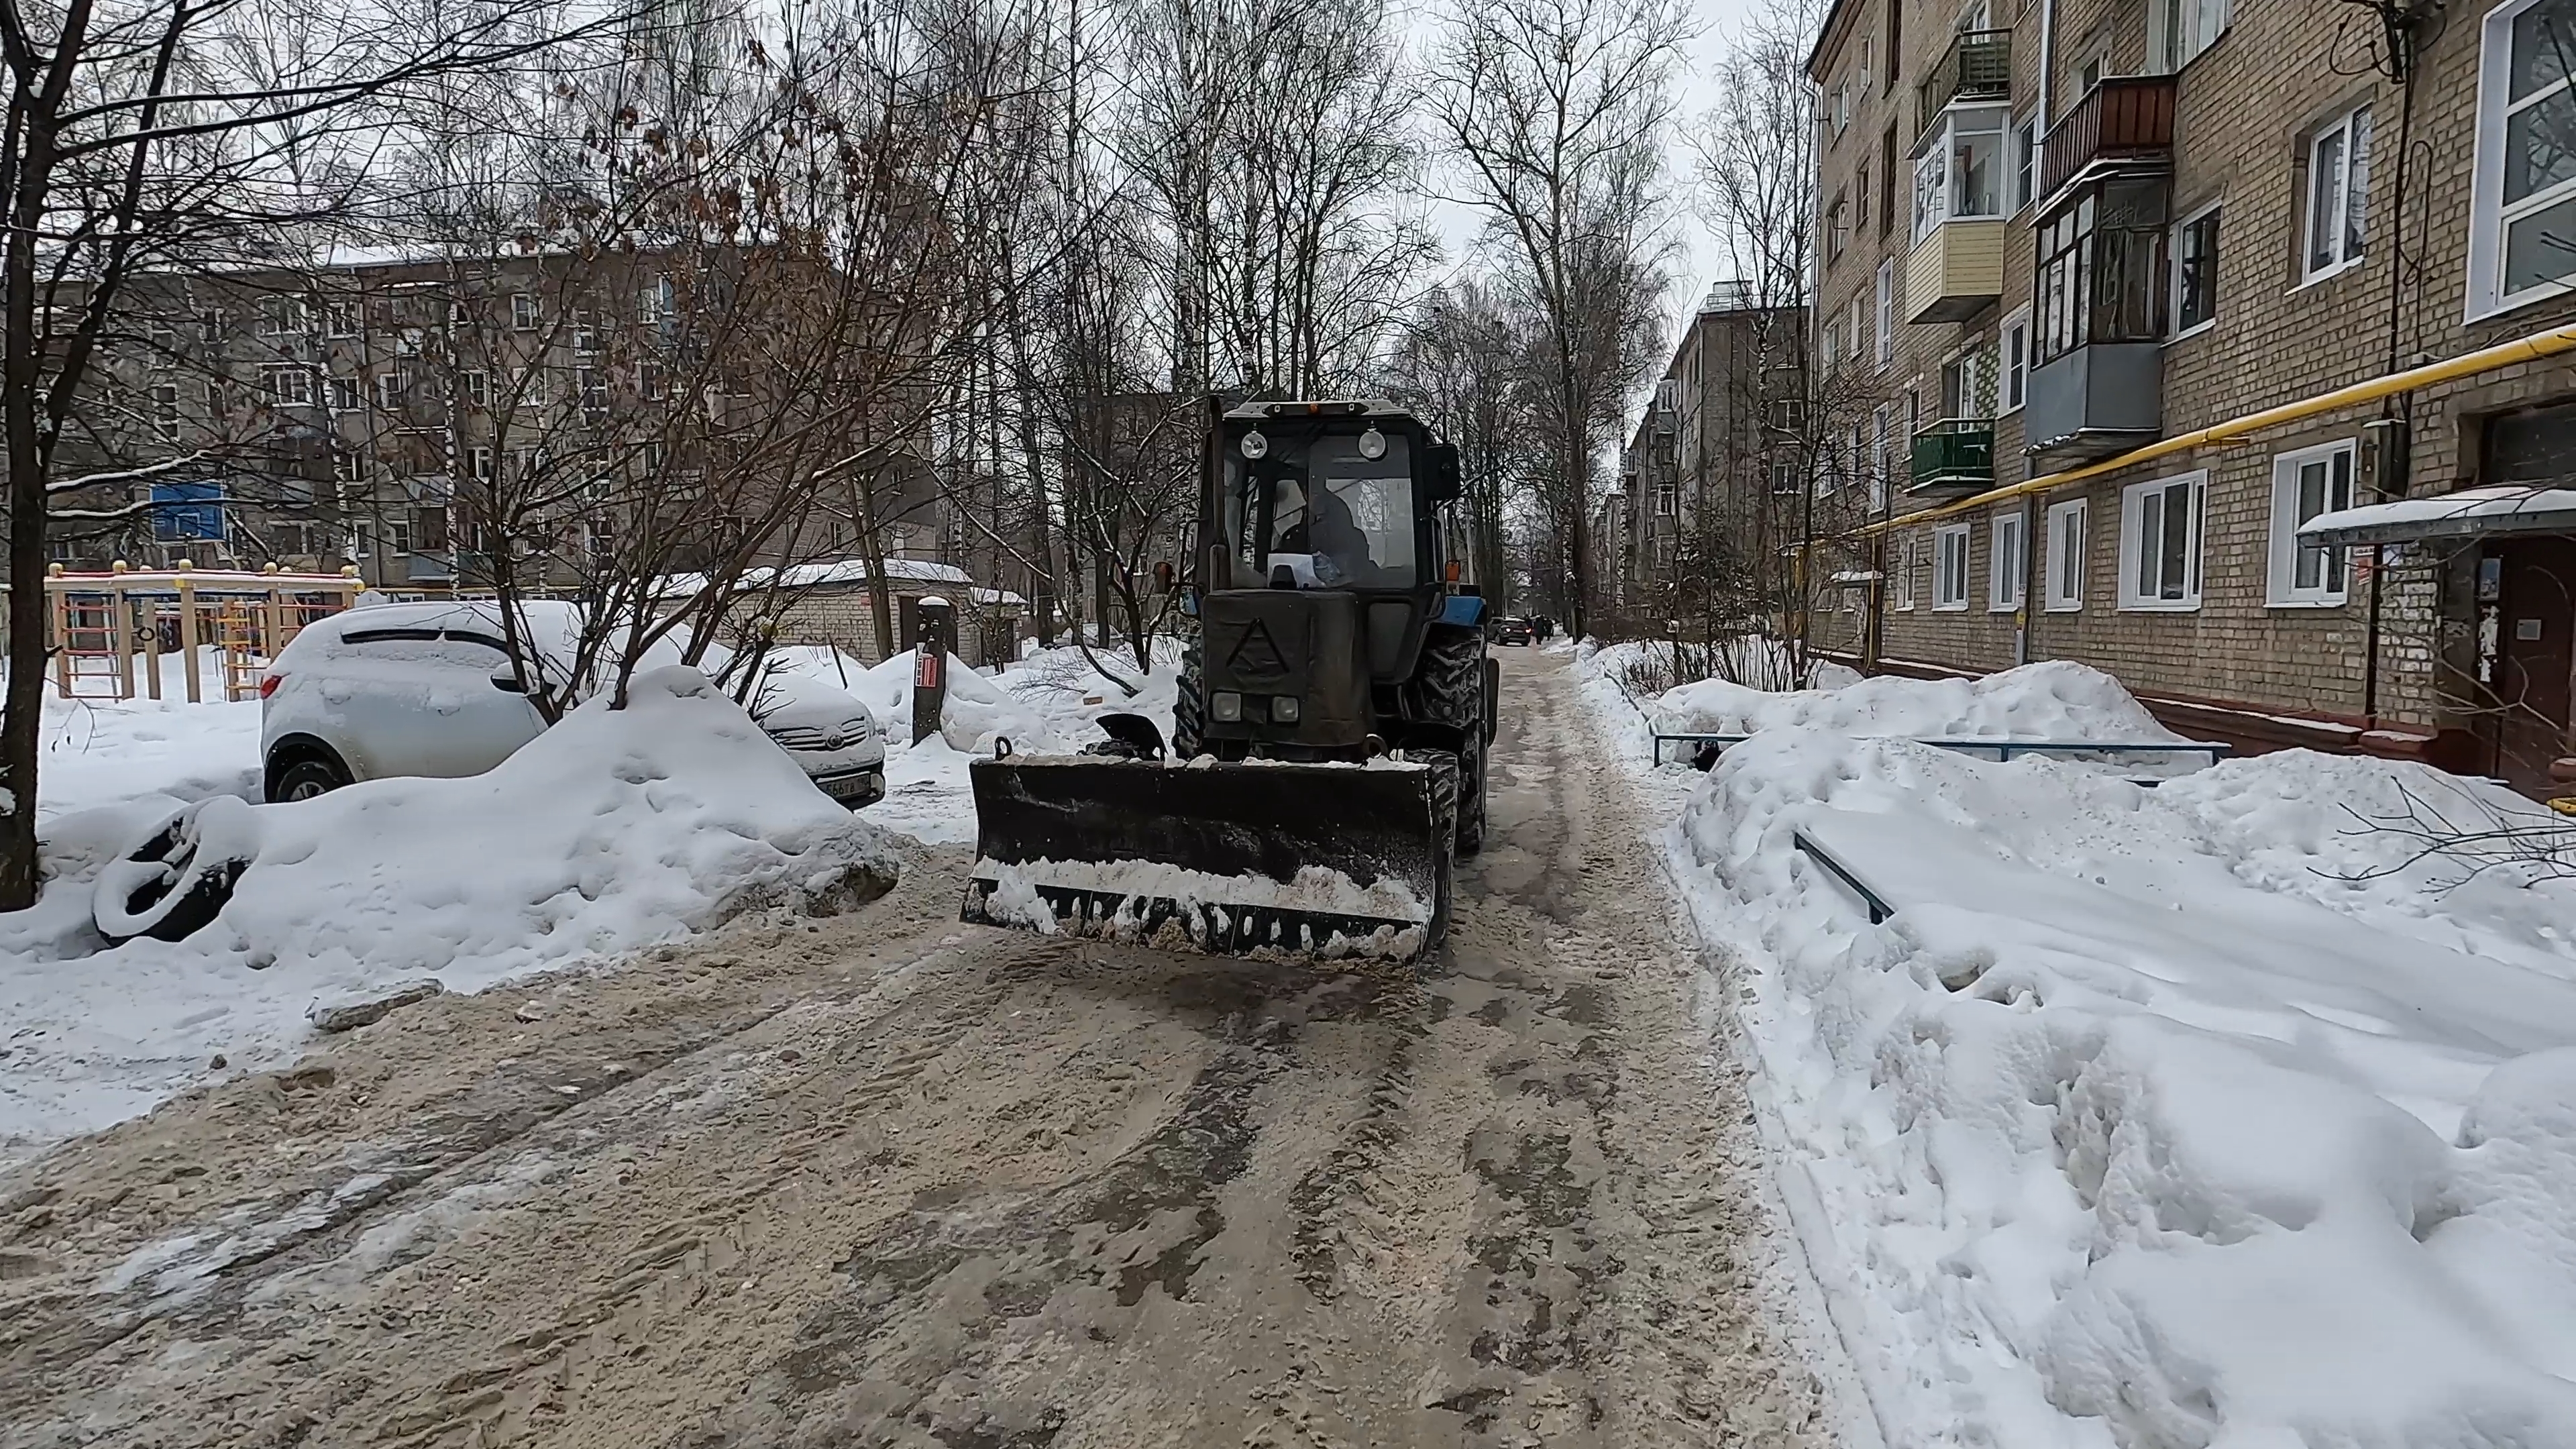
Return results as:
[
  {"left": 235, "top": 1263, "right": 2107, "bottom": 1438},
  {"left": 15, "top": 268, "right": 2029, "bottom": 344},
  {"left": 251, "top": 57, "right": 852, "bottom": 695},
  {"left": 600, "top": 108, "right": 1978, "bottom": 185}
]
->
[{"left": 0, "top": 650, "right": 1833, "bottom": 1449}]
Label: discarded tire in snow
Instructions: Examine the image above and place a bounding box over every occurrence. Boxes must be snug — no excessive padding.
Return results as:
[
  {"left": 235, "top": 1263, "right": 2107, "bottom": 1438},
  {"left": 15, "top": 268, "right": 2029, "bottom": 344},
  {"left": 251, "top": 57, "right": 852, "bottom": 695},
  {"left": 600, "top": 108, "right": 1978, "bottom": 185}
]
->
[{"left": 93, "top": 797, "right": 262, "bottom": 945}]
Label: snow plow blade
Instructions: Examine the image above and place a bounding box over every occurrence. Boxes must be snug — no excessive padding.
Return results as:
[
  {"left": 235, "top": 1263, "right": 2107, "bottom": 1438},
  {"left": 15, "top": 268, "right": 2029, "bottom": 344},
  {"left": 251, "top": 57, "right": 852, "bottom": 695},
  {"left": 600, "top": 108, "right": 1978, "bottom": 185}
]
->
[{"left": 961, "top": 756, "right": 1451, "bottom": 962}]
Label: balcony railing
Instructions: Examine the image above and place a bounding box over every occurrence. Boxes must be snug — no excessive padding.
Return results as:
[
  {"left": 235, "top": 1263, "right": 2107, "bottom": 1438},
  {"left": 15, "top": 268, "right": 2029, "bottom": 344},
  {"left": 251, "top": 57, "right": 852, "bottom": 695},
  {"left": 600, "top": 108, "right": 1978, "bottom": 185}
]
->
[
  {"left": 1916, "top": 29, "right": 2012, "bottom": 142},
  {"left": 1909, "top": 419, "right": 1994, "bottom": 492},
  {"left": 2038, "top": 75, "right": 2177, "bottom": 205}
]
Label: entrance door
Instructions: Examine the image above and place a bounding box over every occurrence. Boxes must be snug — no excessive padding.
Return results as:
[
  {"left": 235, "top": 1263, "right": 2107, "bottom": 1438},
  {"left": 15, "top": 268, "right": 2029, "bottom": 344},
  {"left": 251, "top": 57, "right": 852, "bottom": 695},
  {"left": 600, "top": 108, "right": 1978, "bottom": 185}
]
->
[{"left": 2491, "top": 538, "right": 2576, "bottom": 795}]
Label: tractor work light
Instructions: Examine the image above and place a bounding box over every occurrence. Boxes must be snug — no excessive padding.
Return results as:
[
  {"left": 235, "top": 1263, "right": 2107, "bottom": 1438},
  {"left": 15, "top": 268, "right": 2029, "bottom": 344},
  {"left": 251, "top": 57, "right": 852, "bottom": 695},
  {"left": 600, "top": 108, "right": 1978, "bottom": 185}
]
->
[
  {"left": 1240, "top": 431, "right": 1268, "bottom": 459},
  {"left": 1270, "top": 695, "right": 1300, "bottom": 722},
  {"left": 1212, "top": 690, "right": 1244, "bottom": 722},
  {"left": 1356, "top": 427, "right": 1386, "bottom": 460}
]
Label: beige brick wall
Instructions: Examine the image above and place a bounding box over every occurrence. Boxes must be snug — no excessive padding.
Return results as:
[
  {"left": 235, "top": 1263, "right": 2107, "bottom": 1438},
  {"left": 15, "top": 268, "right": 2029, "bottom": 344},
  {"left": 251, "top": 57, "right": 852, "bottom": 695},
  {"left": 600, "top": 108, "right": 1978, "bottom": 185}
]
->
[{"left": 1804, "top": 0, "right": 2576, "bottom": 735}]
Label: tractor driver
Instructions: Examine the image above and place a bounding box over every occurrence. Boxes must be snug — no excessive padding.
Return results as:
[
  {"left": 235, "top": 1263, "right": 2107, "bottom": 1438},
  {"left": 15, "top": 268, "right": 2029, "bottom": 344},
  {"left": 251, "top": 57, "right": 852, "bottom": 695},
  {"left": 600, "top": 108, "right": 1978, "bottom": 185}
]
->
[{"left": 1271, "top": 474, "right": 1375, "bottom": 587}]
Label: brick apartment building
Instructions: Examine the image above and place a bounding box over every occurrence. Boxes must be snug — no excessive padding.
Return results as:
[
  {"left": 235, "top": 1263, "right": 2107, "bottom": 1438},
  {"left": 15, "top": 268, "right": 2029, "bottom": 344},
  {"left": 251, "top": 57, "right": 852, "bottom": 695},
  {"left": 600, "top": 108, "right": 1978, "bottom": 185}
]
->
[
  {"left": 1794, "top": 0, "right": 2576, "bottom": 792},
  {"left": 1612, "top": 285, "right": 1813, "bottom": 627},
  {"left": 52, "top": 241, "right": 983, "bottom": 601}
]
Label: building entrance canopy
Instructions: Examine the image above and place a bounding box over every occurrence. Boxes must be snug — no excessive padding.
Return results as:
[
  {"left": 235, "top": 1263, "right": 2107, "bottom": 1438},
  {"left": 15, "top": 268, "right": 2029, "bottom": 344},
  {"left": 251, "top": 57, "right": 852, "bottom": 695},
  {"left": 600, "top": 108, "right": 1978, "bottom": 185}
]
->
[{"left": 2298, "top": 485, "right": 2576, "bottom": 547}]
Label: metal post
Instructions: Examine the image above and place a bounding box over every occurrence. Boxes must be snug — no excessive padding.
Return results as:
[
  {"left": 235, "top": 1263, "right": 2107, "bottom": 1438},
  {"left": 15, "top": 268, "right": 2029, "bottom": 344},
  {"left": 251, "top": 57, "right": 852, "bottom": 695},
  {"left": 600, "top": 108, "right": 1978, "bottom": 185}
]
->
[
  {"left": 912, "top": 594, "right": 955, "bottom": 745},
  {"left": 176, "top": 573, "right": 201, "bottom": 703}
]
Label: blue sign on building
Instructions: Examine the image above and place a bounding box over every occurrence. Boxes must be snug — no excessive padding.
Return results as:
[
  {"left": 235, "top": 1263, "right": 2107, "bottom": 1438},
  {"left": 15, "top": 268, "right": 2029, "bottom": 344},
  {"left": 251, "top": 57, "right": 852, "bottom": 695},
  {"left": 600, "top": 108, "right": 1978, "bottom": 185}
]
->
[{"left": 149, "top": 482, "right": 224, "bottom": 542}]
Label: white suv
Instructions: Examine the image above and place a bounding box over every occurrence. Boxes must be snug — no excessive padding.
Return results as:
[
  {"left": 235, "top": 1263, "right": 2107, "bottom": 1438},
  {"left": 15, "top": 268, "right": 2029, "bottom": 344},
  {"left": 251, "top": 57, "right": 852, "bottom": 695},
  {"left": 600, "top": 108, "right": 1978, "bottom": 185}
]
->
[{"left": 260, "top": 600, "right": 885, "bottom": 808}]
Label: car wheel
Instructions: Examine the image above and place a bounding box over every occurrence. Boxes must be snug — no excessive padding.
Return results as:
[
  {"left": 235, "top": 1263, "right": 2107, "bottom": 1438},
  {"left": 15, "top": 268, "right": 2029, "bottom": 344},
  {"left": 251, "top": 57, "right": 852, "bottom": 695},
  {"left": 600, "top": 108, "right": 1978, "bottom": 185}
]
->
[
  {"left": 94, "top": 798, "right": 262, "bottom": 945},
  {"left": 269, "top": 751, "right": 349, "bottom": 802}
]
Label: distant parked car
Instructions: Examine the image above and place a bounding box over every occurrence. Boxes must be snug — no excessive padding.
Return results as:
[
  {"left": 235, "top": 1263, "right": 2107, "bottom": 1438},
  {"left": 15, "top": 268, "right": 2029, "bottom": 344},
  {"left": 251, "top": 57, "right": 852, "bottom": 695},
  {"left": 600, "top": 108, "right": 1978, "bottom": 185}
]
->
[
  {"left": 1497, "top": 616, "right": 1534, "bottom": 646},
  {"left": 259, "top": 600, "right": 885, "bottom": 808}
]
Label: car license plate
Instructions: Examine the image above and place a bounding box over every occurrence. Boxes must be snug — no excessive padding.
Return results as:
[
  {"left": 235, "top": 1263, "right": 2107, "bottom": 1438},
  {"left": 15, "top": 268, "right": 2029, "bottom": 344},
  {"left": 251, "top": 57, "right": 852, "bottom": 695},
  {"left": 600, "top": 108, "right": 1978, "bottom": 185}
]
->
[{"left": 822, "top": 770, "right": 880, "bottom": 802}]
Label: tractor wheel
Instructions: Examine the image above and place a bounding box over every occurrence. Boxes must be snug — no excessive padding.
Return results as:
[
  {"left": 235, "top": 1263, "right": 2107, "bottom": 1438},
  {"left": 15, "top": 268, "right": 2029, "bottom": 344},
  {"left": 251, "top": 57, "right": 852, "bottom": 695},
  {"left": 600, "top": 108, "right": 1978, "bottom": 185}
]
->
[
  {"left": 1173, "top": 635, "right": 1205, "bottom": 759},
  {"left": 1454, "top": 721, "right": 1489, "bottom": 857},
  {"left": 1406, "top": 626, "right": 1489, "bottom": 856},
  {"left": 1412, "top": 748, "right": 1460, "bottom": 961}
]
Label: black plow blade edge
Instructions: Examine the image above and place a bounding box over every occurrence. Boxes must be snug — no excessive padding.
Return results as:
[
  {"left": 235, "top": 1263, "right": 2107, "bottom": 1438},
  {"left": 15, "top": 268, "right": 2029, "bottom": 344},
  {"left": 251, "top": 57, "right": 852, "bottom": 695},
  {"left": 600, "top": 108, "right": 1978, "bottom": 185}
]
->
[{"left": 959, "top": 755, "right": 1452, "bottom": 961}]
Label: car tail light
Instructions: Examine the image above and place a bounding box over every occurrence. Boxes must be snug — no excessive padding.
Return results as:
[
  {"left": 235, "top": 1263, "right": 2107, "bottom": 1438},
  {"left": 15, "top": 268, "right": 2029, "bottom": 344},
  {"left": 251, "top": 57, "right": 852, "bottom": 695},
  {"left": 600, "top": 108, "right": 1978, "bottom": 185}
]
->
[{"left": 258, "top": 674, "right": 282, "bottom": 699}]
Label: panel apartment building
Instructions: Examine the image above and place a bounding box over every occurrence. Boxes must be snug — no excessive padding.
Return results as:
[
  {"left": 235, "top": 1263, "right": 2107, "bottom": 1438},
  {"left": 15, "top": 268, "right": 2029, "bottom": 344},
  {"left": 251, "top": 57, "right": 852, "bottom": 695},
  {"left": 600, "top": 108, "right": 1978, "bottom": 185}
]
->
[
  {"left": 1803, "top": 0, "right": 2576, "bottom": 792},
  {"left": 54, "top": 243, "right": 980, "bottom": 602},
  {"left": 1612, "top": 284, "right": 1811, "bottom": 630}
]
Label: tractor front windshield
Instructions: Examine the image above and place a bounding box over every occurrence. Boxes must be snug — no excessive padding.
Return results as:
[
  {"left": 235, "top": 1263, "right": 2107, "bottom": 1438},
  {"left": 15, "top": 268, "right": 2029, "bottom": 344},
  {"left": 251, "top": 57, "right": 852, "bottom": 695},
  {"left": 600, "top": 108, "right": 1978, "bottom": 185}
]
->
[{"left": 1227, "top": 429, "right": 1417, "bottom": 590}]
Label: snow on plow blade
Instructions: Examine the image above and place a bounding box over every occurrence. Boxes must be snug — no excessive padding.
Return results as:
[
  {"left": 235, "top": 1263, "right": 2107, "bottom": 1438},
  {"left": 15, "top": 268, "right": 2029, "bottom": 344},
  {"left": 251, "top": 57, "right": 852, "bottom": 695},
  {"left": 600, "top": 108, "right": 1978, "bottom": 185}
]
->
[{"left": 961, "top": 756, "right": 1450, "bottom": 961}]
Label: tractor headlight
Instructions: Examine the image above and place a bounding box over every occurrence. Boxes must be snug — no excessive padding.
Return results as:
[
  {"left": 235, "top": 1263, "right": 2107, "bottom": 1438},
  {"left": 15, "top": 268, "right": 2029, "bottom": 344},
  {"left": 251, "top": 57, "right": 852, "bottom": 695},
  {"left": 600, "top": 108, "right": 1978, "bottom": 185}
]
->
[
  {"left": 1212, "top": 690, "right": 1243, "bottom": 722},
  {"left": 1356, "top": 426, "right": 1386, "bottom": 460},
  {"left": 1240, "top": 431, "right": 1268, "bottom": 460},
  {"left": 1270, "top": 695, "right": 1300, "bottom": 723}
]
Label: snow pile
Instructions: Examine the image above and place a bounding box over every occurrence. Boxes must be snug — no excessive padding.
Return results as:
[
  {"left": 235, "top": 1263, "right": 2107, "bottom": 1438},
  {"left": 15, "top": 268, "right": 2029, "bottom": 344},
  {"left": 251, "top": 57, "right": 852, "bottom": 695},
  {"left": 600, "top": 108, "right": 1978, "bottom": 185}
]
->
[
  {"left": 978, "top": 857, "right": 1429, "bottom": 959},
  {"left": 985, "top": 856, "right": 1431, "bottom": 922},
  {"left": 843, "top": 641, "right": 1184, "bottom": 845},
  {"left": 0, "top": 667, "right": 900, "bottom": 1162},
  {"left": 1652, "top": 658, "right": 2182, "bottom": 743},
  {"left": 1663, "top": 710, "right": 2576, "bottom": 1447}
]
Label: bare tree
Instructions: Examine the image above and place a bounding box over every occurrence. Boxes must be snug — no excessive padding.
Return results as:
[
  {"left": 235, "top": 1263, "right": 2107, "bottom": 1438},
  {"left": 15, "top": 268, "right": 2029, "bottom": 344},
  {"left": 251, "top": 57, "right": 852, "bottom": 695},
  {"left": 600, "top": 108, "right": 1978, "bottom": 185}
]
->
[
  {"left": 1384, "top": 278, "right": 1541, "bottom": 605},
  {"left": 1687, "top": 0, "right": 1883, "bottom": 677},
  {"left": 1429, "top": 0, "right": 1684, "bottom": 639},
  {"left": 0, "top": 0, "right": 619, "bottom": 907}
]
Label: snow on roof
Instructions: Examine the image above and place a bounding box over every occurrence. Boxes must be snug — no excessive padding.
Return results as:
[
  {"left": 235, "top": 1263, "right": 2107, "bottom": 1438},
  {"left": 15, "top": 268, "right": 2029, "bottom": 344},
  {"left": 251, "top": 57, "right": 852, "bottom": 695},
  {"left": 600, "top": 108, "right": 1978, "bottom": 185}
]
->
[
  {"left": 658, "top": 556, "right": 1027, "bottom": 607},
  {"left": 47, "top": 568, "right": 360, "bottom": 592},
  {"left": 1829, "top": 570, "right": 1884, "bottom": 585},
  {"left": 2299, "top": 484, "right": 2576, "bottom": 545}
]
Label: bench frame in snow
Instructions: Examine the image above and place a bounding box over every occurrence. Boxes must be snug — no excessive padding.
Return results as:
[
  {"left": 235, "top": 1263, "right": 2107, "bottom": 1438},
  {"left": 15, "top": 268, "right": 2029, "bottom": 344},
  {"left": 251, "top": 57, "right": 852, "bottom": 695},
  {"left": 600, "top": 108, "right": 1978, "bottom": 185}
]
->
[
  {"left": 1652, "top": 733, "right": 2233, "bottom": 775},
  {"left": 1790, "top": 828, "right": 1894, "bottom": 924}
]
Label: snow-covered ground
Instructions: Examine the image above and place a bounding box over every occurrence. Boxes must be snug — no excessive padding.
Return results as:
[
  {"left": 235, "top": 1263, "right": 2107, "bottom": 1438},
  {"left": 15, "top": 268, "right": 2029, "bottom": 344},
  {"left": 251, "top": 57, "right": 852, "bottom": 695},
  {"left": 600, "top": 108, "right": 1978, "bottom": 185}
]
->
[
  {"left": 1577, "top": 645, "right": 2576, "bottom": 1449},
  {"left": 0, "top": 667, "right": 898, "bottom": 1165},
  {"left": 818, "top": 639, "right": 1181, "bottom": 845},
  {"left": 36, "top": 649, "right": 266, "bottom": 822}
]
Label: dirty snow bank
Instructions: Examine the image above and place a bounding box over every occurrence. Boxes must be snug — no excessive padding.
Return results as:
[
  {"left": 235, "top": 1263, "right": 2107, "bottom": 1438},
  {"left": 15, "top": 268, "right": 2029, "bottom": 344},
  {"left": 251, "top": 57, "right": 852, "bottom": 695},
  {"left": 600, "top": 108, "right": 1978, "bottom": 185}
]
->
[
  {"left": 830, "top": 641, "right": 1182, "bottom": 845},
  {"left": 0, "top": 666, "right": 900, "bottom": 1163},
  {"left": 1588, "top": 662, "right": 2576, "bottom": 1448}
]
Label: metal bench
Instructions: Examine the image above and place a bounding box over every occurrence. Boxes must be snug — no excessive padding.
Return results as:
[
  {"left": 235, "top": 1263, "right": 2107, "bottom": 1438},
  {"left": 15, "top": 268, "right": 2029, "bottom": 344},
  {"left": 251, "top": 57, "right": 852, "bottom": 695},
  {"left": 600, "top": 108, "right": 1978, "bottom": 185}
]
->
[{"left": 1652, "top": 733, "right": 2231, "bottom": 783}]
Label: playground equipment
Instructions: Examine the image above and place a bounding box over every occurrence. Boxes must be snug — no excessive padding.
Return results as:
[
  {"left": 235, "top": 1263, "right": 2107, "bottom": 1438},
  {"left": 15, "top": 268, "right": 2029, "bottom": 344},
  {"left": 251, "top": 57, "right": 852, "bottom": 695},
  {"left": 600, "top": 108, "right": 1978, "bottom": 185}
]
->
[{"left": 44, "top": 561, "right": 366, "bottom": 703}]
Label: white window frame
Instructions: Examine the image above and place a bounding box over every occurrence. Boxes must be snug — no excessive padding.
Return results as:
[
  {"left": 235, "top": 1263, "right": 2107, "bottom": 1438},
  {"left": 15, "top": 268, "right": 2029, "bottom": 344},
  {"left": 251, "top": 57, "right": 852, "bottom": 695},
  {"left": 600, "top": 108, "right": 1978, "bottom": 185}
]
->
[
  {"left": 2267, "top": 440, "right": 2357, "bottom": 606},
  {"left": 2044, "top": 498, "right": 2087, "bottom": 611},
  {"left": 2469, "top": 0, "right": 2576, "bottom": 319},
  {"left": 1895, "top": 534, "right": 1919, "bottom": 610},
  {"left": 327, "top": 376, "right": 360, "bottom": 413},
  {"left": 2169, "top": 201, "right": 2223, "bottom": 337},
  {"left": 258, "top": 296, "right": 306, "bottom": 339},
  {"left": 2118, "top": 470, "right": 2207, "bottom": 610},
  {"left": 262, "top": 364, "right": 311, "bottom": 407},
  {"left": 1990, "top": 510, "right": 2027, "bottom": 612},
  {"left": 2001, "top": 308, "right": 2031, "bottom": 413},
  {"left": 1933, "top": 523, "right": 1973, "bottom": 610},
  {"left": 2302, "top": 103, "right": 2373, "bottom": 282},
  {"left": 511, "top": 293, "right": 541, "bottom": 331},
  {"left": 1874, "top": 258, "right": 1895, "bottom": 369},
  {"left": 2148, "top": 0, "right": 2231, "bottom": 72},
  {"left": 2011, "top": 115, "right": 2040, "bottom": 213}
]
